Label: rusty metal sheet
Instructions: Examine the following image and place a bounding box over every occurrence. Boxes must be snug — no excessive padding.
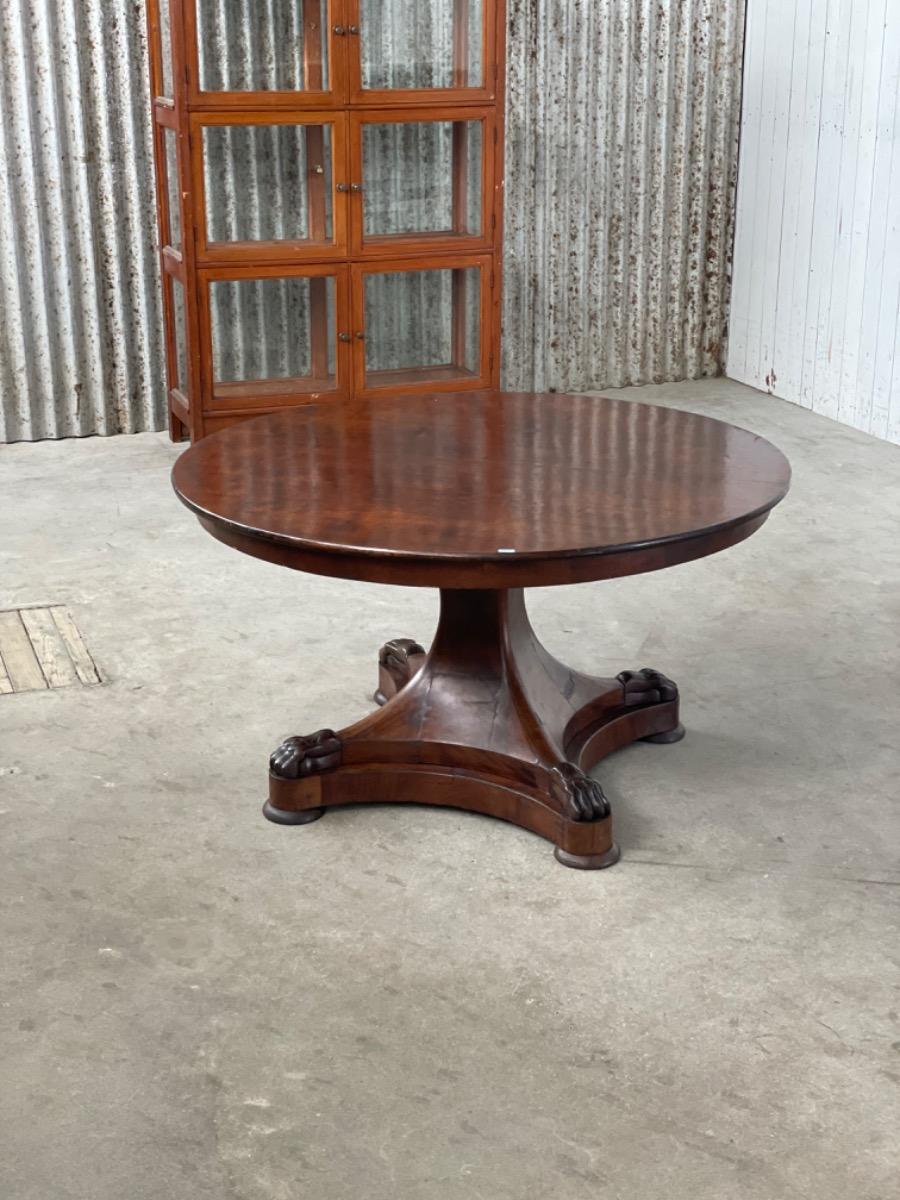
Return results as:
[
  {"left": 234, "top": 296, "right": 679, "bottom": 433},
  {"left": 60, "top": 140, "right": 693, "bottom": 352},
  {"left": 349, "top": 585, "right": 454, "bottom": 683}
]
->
[
  {"left": 502, "top": 0, "right": 745, "bottom": 391},
  {"left": 0, "top": 1, "right": 165, "bottom": 441},
  {"left": 0, "top": 0, "right": 744, "bottom": 440}
]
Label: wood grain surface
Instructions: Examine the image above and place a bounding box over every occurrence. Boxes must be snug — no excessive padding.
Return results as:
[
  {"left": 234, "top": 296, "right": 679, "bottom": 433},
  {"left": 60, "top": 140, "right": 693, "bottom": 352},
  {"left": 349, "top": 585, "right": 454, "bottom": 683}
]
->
[{"left": 173, "top": 391, "right": 791, "bottom": 589}]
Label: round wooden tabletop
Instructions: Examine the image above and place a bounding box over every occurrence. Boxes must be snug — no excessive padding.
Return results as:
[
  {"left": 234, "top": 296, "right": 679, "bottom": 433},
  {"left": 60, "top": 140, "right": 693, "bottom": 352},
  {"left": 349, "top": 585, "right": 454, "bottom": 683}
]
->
[{"left": 172, "top": 392, "right": 791, "bottom": 589}]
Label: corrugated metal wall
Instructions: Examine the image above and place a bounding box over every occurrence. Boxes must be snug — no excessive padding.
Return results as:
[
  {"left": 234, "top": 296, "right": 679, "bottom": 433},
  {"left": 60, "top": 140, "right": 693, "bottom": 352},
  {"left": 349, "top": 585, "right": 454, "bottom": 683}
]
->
[
  {"left": 0, "top": 0, "right": 745, "bottom": 442},
  {"left": 503, "top": 0, "right": 746, "bottom": 392},
  {"left": 728, "top": 0, "right": 900, "bottom": 446},
  {"left": 0, "top": 2, "right": 166, "bottom": 441}
]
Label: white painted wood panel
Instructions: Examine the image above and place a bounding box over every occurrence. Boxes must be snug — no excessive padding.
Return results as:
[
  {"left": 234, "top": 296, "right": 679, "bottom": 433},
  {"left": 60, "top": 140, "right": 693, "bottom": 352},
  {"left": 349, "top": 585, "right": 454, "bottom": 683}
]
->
[{"left": 729, "top": 0, "right": 900, "bottom": 445}]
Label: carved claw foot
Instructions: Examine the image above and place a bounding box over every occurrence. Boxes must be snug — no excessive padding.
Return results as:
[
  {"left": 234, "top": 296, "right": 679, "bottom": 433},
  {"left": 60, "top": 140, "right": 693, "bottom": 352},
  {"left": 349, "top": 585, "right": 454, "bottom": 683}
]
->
[
  {"left": 264, "top": 730, "right": 342, "bottom": 826},
  {"left": 375, "top": 638, "right": 427, "bottom": 706},
  {"left": 551, "top": 764, "right": 619, "bottom": 869},
  {"left": 551, "top": 762, "right": 611, "bottom": 821},
  {"left": 617, "top": 667, "right": 678, "bottom": 706},
  {"left": 269, "top": 729, "right": 342, "bottom": 780},
  {"left": 616, "top": 667, "right": 685, "bottom": 744}
]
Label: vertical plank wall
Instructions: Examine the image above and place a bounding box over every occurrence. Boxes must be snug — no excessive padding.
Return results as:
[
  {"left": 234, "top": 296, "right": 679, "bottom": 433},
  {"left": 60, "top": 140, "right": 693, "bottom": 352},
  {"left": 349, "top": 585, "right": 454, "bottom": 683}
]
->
[{"left": 728, "top": 0, "right": 900, "bottom": 445}]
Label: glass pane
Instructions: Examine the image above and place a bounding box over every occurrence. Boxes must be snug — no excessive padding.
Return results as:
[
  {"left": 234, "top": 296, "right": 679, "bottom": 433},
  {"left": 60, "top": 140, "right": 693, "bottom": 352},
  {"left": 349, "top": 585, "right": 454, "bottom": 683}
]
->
[
  {"left": 360, "top": 0, "right": 483, "bottom": 90},
  {"left": 163, "top": 129, "right": 181, "bottom": 250},
  {"left": 363, "top": 121, "right": 482, "bottom": 238},
  {"left": 171, "top": 278, "right": 189, "bottom": 397},
  {"left": 210, "top": 276, "right": 336, "bottom": 387},
  {"left": 203, "top": 124, "right": 332, "bottom": 244},
  {"left": 364, "top": 267, "right": 480, "bottom": 386},
  {"left": 157, "top": 0, "right": 174, "bottom": 97},
  {"left": 197, "top": 0, "right": 329, "bottom": 92}
]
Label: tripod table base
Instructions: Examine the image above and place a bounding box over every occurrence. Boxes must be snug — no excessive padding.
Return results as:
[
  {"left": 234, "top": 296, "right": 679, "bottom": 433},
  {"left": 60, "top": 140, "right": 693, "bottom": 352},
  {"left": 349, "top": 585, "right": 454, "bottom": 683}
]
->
[{"left": 263, "top": 589, "right": 684, "bottom": 870}]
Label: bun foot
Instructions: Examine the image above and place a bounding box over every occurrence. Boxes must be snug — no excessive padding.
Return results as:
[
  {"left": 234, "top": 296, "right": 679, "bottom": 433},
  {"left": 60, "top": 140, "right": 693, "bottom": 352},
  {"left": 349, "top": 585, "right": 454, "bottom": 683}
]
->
[
  {"left": 641, "top": 722, "right": 686, "bottom": 745},
  {"left": 554, "top": 843, "right": 621, "bottom": 870},
  {"left": 262, "top": 801, "right": 325, "bottom": 826}
]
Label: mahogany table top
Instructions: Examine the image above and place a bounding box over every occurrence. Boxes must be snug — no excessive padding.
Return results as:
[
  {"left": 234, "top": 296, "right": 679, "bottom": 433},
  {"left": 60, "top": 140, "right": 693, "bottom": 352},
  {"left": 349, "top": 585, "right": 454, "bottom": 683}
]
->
[{"left": 172, "top": 392, "right": 791, "bottom": 589}]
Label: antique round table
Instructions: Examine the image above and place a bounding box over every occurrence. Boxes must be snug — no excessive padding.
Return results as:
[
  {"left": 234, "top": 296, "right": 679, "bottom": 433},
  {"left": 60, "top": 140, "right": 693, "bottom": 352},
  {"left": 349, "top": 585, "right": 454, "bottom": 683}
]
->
[{"left": 173, "top": 392, "right": 790, "bottom": 869}]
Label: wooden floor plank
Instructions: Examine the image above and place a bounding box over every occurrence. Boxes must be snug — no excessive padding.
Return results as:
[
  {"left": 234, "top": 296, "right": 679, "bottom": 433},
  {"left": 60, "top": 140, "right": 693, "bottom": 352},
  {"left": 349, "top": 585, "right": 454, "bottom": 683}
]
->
[
  {"left": 50, "top": 607, "right": 101, "bottom": 686},
  {"left": 0, "top": 611, "right": 47, "bottom": 692},
  {"left": 20, "top": 607, "right": 79, "bottom": 689}
]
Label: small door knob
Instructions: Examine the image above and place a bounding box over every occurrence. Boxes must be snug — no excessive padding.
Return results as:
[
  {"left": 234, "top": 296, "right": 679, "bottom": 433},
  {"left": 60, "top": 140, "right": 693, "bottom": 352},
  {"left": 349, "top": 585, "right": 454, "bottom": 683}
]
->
[
  {"left": 335, "top": 183, "right": 348, "bottom": 193},
  {"left": 338, "top": 332, "right": 352, "bottom": 343},
  {"left": 332, "top": 24, "right": 346, "bottom": 35},
  {"left": 355, "top": 332, "right": 365, "bottom": 341},
  {"left": 350, "top": 183, "right": 364, "bottom": 193},
  {"left": 348, "top": 25, "right": 360, "bottom": 34}
]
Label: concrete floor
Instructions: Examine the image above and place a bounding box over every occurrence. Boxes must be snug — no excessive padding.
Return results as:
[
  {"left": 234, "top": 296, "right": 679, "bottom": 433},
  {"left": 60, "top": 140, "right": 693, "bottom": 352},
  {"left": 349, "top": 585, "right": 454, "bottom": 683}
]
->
[{"left": 1, "top": 378, "right": 899, "bottom": 1199}]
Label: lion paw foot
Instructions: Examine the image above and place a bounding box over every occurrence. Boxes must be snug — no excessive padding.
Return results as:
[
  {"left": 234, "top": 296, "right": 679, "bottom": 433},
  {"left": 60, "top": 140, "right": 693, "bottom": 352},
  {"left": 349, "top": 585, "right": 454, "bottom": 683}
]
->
[
  {"left": 551, "top": 763, "right": 611, "bottom": 822},
  {"left": 376, "top": 638, "right": 427, "bottom": 705},
  {"left": 269, "top": 730, "right": 342, "bottom": 780},
  {"left": 617, "top": 667, "right": 678, "bottom": 707}
]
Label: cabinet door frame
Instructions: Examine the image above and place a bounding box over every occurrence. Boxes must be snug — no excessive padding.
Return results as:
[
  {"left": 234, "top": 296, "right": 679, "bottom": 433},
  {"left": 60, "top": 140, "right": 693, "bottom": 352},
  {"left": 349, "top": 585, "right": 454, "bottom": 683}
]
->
[
  {"left": 160, "top": 252, "right": 193, "bottom": 433},
  {"left": 199, "top": 262, "right": 353, "bottom": 415},
  {"left": 345, "top": 0, "right": 498, "bottom": 107},
  {"left": 190, "top": 110, "right": 351, "bottom": 265},
  {"left": 348, "top": 106, "right": 496, "bottom": 259},
  {"left": 351, "top": 252, "right": 494, "bottom": 397},
  {"left": 182, "top": 0, "right": 349, "bottom": 110}
]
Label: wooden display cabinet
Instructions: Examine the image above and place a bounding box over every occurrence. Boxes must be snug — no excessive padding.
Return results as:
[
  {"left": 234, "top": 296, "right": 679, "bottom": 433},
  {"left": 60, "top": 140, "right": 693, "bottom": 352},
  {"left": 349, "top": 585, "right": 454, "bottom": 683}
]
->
[{"left": 146, "top": 1, "right": 506, "bottom": 441}]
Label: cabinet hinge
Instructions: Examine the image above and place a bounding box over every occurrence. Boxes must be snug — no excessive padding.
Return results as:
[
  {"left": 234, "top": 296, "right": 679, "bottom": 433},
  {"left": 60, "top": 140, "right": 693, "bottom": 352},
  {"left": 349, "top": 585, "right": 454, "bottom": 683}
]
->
[
  {"left": 490, "top": 271, "right": 495, "bottom": 289},
  {"left": 491, "top": 212, "right": 497, "bottom": 232}
]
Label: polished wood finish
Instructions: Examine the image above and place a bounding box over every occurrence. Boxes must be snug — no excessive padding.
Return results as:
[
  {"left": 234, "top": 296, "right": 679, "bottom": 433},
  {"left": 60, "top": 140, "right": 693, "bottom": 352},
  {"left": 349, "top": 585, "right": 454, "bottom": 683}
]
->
[
  {"left": 266, "top": 588, "right": 680, "bottom": 869},
  {"left": 375, "top": 638, "right": 427, "bottom": 706},
  {"left": 173, "top": 391, "right": 791, "bottom": 588},
  {"left": 146, "top": 0, "right": 507, "bottom": 442},
  {"left": 173, "top": 392, "right": 790, "bottom": 867}
]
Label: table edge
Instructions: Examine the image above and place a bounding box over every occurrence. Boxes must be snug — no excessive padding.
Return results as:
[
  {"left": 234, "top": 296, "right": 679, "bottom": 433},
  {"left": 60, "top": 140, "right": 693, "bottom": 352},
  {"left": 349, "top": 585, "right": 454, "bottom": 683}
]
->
[
  {"left": 173, "top": 470, "right": 789, "bottom": 565},
  {"left": 178, "top": 503, "right": 782, "bottom": 589}
]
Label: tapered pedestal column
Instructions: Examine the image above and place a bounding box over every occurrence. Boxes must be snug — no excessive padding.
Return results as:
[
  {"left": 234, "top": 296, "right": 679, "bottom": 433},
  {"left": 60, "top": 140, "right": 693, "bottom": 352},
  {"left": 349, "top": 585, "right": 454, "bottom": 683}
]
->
[{"left": 264, "top": 589, "right": 683, "bottom": 869}]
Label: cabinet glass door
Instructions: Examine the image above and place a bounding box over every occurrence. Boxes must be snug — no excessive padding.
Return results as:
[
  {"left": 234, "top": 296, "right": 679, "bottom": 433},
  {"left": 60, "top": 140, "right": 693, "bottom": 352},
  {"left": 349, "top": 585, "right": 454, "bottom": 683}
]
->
[
  {"left": 161, "top": 128, "right": 182, "bottom": 252},
  {"left": 194, "top": 115, "right": 348, "bottom": 262},
  {"left": 354, "top": 257, "right": 490, "bottom": 394},
  {"left": 191, "top": 0, "right": 338, "bottom": 106},
  {"left": 170, "top": 276, "right": 190, "bottom": 401},
  {"left": 203, "top": 267, "right": 350, "bottom": 409},
  {"left": 154, "top": 0, "right": 175, "bottom": 99},
  {"left": 350, "top": 0, "right": 492, "bottom": 101},
  {"left": 353, "top": 111, "right": 490, "bottom": 255}
]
